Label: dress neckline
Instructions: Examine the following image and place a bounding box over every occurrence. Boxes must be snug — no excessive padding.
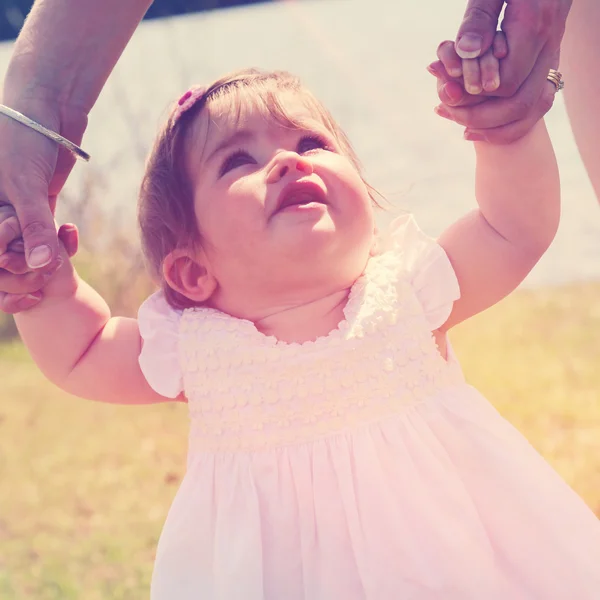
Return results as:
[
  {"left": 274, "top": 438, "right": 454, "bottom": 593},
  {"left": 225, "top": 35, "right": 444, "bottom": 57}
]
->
[{"left": 187, "top": 264, "right": 371, "bottom": 350}]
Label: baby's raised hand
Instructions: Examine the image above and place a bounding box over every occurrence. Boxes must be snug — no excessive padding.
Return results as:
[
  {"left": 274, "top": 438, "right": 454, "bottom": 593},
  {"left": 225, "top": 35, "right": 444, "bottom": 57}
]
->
[{"left": 435, "top": 31, "right": 508, "bottom": 95}]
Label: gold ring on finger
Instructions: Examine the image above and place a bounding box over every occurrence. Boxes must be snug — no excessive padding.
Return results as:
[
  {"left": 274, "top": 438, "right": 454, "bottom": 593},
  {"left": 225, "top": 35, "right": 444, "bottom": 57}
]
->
[{"left": 547, "top": 69, "right": 564, "bottom": 92}]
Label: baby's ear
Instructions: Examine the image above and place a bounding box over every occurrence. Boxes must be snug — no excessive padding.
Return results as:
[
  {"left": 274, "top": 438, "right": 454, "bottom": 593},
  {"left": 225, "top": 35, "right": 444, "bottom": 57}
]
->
[{"left": 163, "top": 248, "right": 217, "bottom": 303}]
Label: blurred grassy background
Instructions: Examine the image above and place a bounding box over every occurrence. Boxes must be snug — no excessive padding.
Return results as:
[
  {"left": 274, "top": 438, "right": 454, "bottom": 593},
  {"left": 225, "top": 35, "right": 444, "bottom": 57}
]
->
[{"left": 1, "top": 274, "right": 599, "bottom": 598}]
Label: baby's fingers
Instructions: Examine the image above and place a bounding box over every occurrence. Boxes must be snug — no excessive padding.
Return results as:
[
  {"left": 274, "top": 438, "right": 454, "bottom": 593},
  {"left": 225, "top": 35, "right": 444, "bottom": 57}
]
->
[
  {"left": 0, "top": 212, "right": 21, "bottom": 255},
  {"left": 480, "top": 50, "right": 500, "bottom": 92},
  {"left": 493, "top": 30, "right": 508, "bottom": 59},
  {"left": 480, "top": 31, "right": 506, "bottom": 92},
  {"left": 462, "top": 58, "right": 482, "bottom": 95},
  {"left": 58, "top": 223, "right": 79, "bottom": 259},
  {"left": 436, "top": 40, "right": 462, "bottom": 79},
  {"left": 0, "top": 252, "right": 29, "bottom": 275},
  {"left": 0, "top": 291, "right": 43, "bottom": 314}
]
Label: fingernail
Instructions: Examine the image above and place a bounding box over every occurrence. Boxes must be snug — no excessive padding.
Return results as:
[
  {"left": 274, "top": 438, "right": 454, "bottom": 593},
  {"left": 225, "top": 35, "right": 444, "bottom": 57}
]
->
[
  {"left": 448, "top": 66, "right": 463, "bottom": 78},
  {"left": 442, "top": 82, "right": 463, "bottom": 104},
  {"left": 483, "top": 76, "right": 500, "bottom": 92},
  {"left": 26, "top": 293, "right": 42, "bottom": 301},
  {"left": 434, "top": 105, "right": 452, "bottom": 120},
  {"left": 28, "top": 245, "right": 52, "bottom": 268},
  {"left": 0, "top": 254, "right": 8, "bottom": 268},
  {"left": 456, "top": 34, "right": 483, "bottom": 59},
  {"left": 426, "top": 63, "right": 440, "bottom": 77},
  {"left": 464, "top": 131, "right": 486, "bottom": 142},
  {"left": 465, "top": 83, "right": 483, "bottom": 95}
]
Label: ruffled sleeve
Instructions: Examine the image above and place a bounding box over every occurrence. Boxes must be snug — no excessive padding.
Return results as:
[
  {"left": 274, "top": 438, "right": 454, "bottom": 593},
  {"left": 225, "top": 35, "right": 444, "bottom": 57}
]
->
[
  {"left": 384, "top": 214, "right": 461, "bottom": 329},
  {"left": 138, "top": 291, "right": 184, "bottom": 398}
]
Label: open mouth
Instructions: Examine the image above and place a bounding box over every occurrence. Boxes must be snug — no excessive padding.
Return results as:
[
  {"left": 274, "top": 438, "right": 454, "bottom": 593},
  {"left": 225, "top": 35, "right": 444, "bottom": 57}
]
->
[{"left": 275, "top": 180, "right": 328, "bottom": 214}]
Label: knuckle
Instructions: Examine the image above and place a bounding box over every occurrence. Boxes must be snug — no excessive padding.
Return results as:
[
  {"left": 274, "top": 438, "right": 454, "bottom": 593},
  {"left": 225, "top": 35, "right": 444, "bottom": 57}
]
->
[
  {"left": 463, "top": 5, "right": 499, "bottom": 27},
  {"left": 436, "top": 40, "right": 457, "bottom": 63},
  {"left": 436, "top": 40, "right": 453, "bottom": 54},
  {"left": 3, "top": 216, "right": 22, "bottom": 239},
  {"left": 20, "top": 219, "right": 54, "bottom": 240}
]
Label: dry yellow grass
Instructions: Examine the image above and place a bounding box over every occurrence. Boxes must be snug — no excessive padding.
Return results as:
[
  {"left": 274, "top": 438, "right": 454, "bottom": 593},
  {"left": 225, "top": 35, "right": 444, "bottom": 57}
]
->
[{"left": 0, "top": 281, "right": 599, "bottom": 598}]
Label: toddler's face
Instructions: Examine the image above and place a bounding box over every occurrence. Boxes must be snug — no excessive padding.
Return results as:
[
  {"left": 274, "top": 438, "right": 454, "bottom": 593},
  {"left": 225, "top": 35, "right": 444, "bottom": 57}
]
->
[{"left": 186, "top": 91, "right": 375, "bottom": 301}]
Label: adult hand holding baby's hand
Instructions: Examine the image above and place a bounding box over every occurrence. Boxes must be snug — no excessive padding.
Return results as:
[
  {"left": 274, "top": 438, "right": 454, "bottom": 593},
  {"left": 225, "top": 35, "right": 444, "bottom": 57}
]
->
[
  {"left": 428, "top": 0, "right": 570, "bottom": 143},
  {"left": 0, "top": 205, "right": 79, "bottom": 314},
  {"left": 428, "top": 38, "right": 559, "bottom": 143}
]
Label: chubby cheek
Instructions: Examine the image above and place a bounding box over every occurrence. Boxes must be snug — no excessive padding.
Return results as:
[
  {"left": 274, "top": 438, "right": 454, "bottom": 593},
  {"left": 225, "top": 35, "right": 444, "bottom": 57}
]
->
[
  {"left": 196, "top": 189, "right": 266, "bottom": 257},
  {"left": 335, "top": 172, "right": 375, "bottom": 235}
]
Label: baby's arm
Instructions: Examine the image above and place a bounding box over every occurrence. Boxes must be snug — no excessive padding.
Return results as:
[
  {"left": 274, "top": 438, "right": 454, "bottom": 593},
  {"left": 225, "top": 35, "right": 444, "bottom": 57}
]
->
[
  {"left": 439, "top": 115, "right": 559, "bottom": 331},
  {"left": 13, "top": 242, "right": 182, "bottom": 405}
]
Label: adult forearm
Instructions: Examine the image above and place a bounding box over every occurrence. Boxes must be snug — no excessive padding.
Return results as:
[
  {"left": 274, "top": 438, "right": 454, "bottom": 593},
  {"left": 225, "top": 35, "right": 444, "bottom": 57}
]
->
[
  {"left": 474, "top": 121, "right": 560, "bottom": 252},
  {"left": 3, "top": 0, "right": 153, "bottom": 114},
  {"left": 561, "top": 0, "right": 600, "bottom": 202}
]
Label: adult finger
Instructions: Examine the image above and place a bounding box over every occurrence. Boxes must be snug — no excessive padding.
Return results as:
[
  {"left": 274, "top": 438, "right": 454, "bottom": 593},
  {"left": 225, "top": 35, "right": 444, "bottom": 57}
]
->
[
  {"left": 436, "top": 41, "right": 463, "bottom": 78},
  {"left": 462, "top": 58, "right": 483, "bottom": 95},
  {"left": 494, "top": 1, "right": 554, "bottom": 97},
  {"left": 0, "top": 268, "right": 51, "bottom": 294},
  {"left": 0, "top": 251, "right": 29, "bottom": 275},
  {"left": 455, "top": 0, "right": 504, "bottom": 59},
  {"left": 427, "top": 60, "right": 488, "bottom": 108},
  {"left": 492, "top": 30, "right": 508, "bottom": 59},
  {"left": 0, "top": 291, "right": 42, "bottom": 314},
  {"left": 480, "top": 50, "right": 501, "bottom": 92},
  {"left": 428, "top": 61, "right": 488, "bottom": 108},
  {"left": 5, "top": 173, "right": 58, "bottom": 271},
  {"left": 0, "top": 101, "right": 68, "bottom": 272}
]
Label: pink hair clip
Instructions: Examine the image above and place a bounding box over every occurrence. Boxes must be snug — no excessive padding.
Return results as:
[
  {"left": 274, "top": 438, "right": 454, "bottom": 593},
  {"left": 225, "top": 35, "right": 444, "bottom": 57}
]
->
[{"left": 172, "top": 85, "right": 207, "bottom": 123}]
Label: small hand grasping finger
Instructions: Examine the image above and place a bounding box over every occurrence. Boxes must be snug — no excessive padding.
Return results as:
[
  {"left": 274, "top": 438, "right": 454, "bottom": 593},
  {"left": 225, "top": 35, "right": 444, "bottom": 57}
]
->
[{"left": 436, "top": 31, "right": 508, "bottom": 95}]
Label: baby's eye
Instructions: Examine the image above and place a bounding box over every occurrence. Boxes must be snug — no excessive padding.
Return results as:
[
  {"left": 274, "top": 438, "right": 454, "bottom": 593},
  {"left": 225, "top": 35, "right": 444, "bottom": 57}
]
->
[
  {"left": 219, "top": 150, "right": 255, "bottom": 177},
  {"left": 297, "top": 135, "right": 332, "bottom": 154}
]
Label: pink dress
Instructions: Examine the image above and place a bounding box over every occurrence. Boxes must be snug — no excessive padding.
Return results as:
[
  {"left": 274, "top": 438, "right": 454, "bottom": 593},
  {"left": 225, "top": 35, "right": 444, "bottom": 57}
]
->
[{"left": 138, "top": 215, "right": 600, "bottom": 599}]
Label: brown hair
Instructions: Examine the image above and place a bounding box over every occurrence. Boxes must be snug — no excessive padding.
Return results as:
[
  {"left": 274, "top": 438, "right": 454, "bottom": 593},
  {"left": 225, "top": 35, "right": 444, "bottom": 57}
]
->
[{"left": 138, "top": 68, "right": 379, "bottom": 309}]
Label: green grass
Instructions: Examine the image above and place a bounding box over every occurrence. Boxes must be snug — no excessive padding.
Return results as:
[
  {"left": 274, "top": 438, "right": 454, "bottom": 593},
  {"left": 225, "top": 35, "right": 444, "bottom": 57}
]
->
[{"left": 1, "top": 281, "right": 599, "bottom": 598}]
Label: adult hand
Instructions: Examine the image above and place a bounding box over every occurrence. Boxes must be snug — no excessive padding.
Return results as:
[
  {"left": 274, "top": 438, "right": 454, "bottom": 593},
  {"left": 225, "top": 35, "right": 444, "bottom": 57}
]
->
[
  {"left": 429, "top": 47, "right": 560, "bottom": 144},
  {"left": 0, "top": 89, "right": 87, "bottom": 311},
  {"left": 0, "top": 90, "right": 87, "bottom": 270},
  {"left": 0, "top": 214, "right": 79, "bottom": 314},
  {"left": 435, "top": 0, "right": 572, "bottom": 143}
]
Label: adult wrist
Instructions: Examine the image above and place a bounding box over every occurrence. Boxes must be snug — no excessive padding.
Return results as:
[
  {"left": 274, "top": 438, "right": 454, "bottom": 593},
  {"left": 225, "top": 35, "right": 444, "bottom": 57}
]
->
[
  {"left": 1, "top": 79, "right": 89, "bottom": 148},
  {"left": 3, "top": 54, "right": 89, "bottom": 136}
]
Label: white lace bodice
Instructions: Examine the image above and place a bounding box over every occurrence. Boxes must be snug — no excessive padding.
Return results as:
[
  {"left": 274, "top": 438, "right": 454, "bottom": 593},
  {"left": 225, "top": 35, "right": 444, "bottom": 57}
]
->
[{"left": 139, "top": 215, "right": 463, "bottom": 452}]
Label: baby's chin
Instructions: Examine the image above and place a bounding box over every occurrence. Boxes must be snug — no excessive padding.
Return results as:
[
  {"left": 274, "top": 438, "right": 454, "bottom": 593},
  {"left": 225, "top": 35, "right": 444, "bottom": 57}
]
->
[{"left": 273, "top": 236, "right": 371, "bottom": 288}]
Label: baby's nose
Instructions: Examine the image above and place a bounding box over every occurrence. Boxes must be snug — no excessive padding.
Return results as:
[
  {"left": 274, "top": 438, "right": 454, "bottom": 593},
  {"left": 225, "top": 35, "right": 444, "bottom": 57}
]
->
[{"left": 267, "top": 153, "right": 313, "bottom": 183}]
